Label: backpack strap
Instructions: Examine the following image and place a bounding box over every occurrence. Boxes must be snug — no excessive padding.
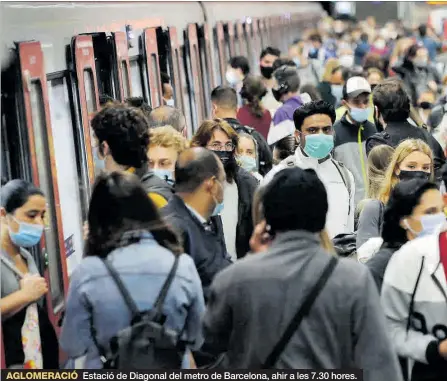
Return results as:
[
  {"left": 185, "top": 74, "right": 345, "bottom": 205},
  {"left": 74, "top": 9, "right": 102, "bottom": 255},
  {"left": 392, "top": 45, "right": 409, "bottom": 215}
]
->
[
  {"left": 101, "top": 254, "right": 180, "bottom": 320},
  {"left": 331, "top": 159, "right": 352, "bottom": 215},
  {"left": 262, "top": 257, "right": 338, "bottom": 369}
]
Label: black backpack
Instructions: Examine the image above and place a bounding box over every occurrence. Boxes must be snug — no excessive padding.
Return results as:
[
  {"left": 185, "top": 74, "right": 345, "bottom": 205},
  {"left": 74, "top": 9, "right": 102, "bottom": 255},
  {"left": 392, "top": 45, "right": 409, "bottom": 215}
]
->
[{"left": 92, "top": 255, "right": 184, "bottom": 369}]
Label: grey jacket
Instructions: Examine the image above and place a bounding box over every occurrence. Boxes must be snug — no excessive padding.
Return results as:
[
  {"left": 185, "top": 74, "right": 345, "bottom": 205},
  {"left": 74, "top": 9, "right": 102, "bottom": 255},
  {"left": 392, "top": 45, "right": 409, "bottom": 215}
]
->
[{"left": 203, "top": 230, "right": 403, "bottom": 380}]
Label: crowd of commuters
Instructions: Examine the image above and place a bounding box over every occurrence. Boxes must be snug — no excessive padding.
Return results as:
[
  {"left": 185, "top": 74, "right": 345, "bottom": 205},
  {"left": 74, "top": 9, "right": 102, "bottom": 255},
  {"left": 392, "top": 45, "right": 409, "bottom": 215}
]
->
[{"left": 1, "top": 14, "right": 447, "bottom": 380}]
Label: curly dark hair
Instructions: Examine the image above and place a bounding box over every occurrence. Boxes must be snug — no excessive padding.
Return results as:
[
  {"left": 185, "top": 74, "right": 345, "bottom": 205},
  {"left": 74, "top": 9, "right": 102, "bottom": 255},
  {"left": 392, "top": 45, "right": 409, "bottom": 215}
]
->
[
  {"left": 85, "top": 171, "right": 183, "bottom": 258},
  {"left": 240, "top": 75, "right": 267, "bottom": 118},
  {"left": 293, "top": 100, "right": 336, "bottom": 131},
  {"left": 91, "top": 103, "right": 150, "bottom": 168}
]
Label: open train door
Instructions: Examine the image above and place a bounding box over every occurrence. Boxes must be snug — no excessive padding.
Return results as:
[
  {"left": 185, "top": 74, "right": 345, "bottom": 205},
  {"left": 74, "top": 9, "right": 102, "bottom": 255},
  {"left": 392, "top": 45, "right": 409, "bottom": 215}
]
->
[
  {"left": 184, "top": 23, "right": 206, "bottom": 132},
  {"left": 69, "top": 34, "right": 100, "bottom": 194},
  {"left": 142, "top": 27, "right": 163, "bottom": 108},
  {"left": 156, "top": 26, "right": 186, "bottom": 116},
  {"left": 198, "top": 23, "right": 216, "bottom": 118},
  {"left": 111, "top": 31, "right": 132, "bottom": 101},
  {"left": 16, "top": 41, "right": 68, "bottom": 338}
]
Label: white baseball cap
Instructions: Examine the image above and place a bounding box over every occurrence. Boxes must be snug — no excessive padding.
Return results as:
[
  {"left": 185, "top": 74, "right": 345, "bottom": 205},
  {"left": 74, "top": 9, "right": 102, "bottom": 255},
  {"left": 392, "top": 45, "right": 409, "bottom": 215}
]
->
[{"left": 345, "top": 76, "right": 371, "bottom": 98}]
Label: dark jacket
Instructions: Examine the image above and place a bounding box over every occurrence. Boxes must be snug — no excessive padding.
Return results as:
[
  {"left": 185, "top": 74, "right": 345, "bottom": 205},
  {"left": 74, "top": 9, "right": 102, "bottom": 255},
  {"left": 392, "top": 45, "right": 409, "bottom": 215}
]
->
[
  {"left": 203, "top": 230, "right": 403, "bottom": 378},
  {"left": 225, "top": 118, "right": 273, "bottom": 176},
  {"left": 134, "top": 165, "right": 174, "bottom": 206},
  {"left": 366, "top": 243, "right": 401, "bottom": 292},
  {"left": 317, "top": 81, "right": 336, "bottom": 107},
  {"left": 365, "top": 120, "right": 446, "bottom": 182},
  {"left": 428, "top": 103, "right": 446, "bottom": 131},
  {"left": 233, "top": 166, "right": 258, "bottom": 259},
  {"left": 161, "top": 195, "right": 232, "bottom": 301},
  {"left": 334, "top": 113, "right": 377, "bottom": 205},
  {"left": 393, "top": 61, "right": 441, "bottom": 105}
]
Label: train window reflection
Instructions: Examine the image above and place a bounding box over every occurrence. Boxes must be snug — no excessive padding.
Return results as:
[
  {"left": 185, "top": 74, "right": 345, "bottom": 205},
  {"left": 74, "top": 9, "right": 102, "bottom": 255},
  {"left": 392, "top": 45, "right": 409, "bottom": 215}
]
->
[
  {"left": 151, "top": 54, "right": 161, "bottom": 106},
  {"left": 121, "top": 61, "right": 131, "bottom": 99},
  {"left": 29, "top": 81, "right": 65, "bottom": 312},
  {"left": 129, "top": 58, "right": 144, "bottom": 98},
  {"left": 84, "top": 69, "right": 97, "bottom": 114}
]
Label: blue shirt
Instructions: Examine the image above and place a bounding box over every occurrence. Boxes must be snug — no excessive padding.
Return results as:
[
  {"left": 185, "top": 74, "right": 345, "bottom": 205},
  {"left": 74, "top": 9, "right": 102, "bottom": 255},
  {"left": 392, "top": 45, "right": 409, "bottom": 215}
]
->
[
  {"left": 60, "top": 232, "right": 205, "bottom": 368},
  {"left": 419, "top": 36, "right": 441, "bottom": 62}
]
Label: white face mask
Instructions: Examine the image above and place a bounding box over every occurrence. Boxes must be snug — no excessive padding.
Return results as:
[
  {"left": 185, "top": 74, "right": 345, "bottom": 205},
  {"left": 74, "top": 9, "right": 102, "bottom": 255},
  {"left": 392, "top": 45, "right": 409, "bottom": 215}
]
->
[
  {"left": 226, "top": 70, "right": 241, "bottom": 86},
  {"left": 374, "top": 40, "right": 386, "bottom": 50},
  {"left": 166, "top": 98, "right": 175, "bottom": 107},
  {"left": 339, "top": 54, "right": 354, "bottom": 68}
]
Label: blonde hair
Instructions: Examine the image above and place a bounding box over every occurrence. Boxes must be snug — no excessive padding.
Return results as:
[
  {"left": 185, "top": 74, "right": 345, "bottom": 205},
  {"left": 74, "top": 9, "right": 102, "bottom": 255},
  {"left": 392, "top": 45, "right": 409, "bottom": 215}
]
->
[
  {"left": 322, "top": 58, "right": 341, "bottom": 82},
  {"left": 149, "top": 125, "right": 189, "bottom": 154},
  {"left": 378, "top": 139, "right": 434, "bottom": 204}
]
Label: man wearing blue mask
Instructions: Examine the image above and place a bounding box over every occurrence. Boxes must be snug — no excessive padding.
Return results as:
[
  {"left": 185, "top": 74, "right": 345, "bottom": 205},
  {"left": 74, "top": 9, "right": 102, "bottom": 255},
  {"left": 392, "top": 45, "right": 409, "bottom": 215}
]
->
[
  {"left": 161, "top": 147, "right": 232, "bottom": 301},
  {"left": 263, "top": 100, "right": 355, "bottom": 238},
  {"left": 148, "top": 125, "right": 189, "bottom": 187},
  {"left": 333, "top": 76, "right": 377, "bottom": 206}
]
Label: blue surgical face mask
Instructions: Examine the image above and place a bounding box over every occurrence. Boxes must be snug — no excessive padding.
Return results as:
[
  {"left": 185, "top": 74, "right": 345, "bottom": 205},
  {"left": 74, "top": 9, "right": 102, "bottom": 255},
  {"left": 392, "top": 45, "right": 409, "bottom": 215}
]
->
[
  {"left": 93, "top": 146, "right": 106, "bottom": 173},
  {"left": 349, "top": 107, "right": 370, "bottom": 123},
  {"left": 211, "top": 180, "right": 224, "bottom": 216},
  {"left": 8, "top": 215, "right": 44, "bottom": 248},
  {"left": 292, "top": 58, "right": 301, "bottom": 68},
  {"left": 405, "top": 213, "right": 446, "bottom": 238},
  {"left": 331, "top": 85, "right": 343, "bottom": 103},
  {"left": 153, "top": 168, "right": 175, "bottom": 186},
  {"left": 303, "top": 133, "right": 334, "bottom": 159},
  {"left": 238, "top": 155, "right": 257, "bottom": 173}
]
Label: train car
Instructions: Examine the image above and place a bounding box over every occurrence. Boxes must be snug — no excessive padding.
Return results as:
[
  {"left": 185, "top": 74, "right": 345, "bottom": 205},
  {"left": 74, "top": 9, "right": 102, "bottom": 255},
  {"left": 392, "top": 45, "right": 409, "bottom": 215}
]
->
[{"left": 0, "top": 1, "right": 322, "bottom": 366}]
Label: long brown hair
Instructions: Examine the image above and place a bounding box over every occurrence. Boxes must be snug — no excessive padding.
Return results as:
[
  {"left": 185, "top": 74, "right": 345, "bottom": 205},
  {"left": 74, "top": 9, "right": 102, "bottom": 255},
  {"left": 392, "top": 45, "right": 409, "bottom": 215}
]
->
[
  {"left": 191, "top": 119, "right": 239, "bottom": 182},
  {"left": 240, "top": 75, "right": 267, "bottom": 118}
]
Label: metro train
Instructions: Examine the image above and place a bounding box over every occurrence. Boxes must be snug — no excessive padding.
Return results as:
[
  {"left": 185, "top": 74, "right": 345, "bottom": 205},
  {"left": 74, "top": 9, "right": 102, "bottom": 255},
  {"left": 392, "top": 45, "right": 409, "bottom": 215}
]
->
[{"left": 0, "top": 1, "right": 323, "bottom": 357}]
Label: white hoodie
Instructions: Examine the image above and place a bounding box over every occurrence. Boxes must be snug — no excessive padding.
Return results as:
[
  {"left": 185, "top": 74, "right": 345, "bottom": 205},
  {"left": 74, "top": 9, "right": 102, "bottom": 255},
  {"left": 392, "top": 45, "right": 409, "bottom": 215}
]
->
[{"left": 262, "top": 148, "right": 355, "bottom": 238}]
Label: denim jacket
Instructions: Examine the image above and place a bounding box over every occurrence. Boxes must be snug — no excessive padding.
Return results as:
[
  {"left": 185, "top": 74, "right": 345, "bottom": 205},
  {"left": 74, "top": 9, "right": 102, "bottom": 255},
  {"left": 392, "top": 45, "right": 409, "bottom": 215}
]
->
[{"left": 60, "top": 232, "right": 205, "bottom": 368}]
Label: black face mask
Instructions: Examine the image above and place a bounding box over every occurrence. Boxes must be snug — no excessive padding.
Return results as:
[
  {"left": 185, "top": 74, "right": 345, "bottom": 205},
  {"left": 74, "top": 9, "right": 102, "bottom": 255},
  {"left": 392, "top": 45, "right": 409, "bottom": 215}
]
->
[
  {"left": 260, "top": 65, "right": 274, "bottom": 79},
  {"left": 398, "top": 170, "right": 430, "bottom": 182},
  {"left": 419, "top": 102, "right": 433, "bottom": 110},
  {"left": 370, "top": 84, "right": 377, "bottom": 91},
  {"left": 272, "top": 88, "right": 286, "bottom": 103},
  {"left": 212, "top": 150, "right": 233, "bottom": 167}
]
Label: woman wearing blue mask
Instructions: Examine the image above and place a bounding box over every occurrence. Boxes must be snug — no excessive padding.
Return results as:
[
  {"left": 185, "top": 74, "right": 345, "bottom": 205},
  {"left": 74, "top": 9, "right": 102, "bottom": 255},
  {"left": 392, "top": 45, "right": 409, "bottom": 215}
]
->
[
  {"left": 236, "top": 133, "right": 263, "bottom": 182},
  {"left": 367, "top": 179, "right": 444, "bottom": 292},
  {"left": 1, "top": 179, "right": 58, "bottom": 369}
]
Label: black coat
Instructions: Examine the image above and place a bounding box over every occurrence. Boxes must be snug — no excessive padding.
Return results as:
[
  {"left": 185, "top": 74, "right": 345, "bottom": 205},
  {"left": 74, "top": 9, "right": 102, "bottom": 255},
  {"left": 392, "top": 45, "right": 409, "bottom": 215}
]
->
[
  {"left": 366, "top": 243, "right": 401, "bottom": 292},
  {"left": 233, "top": 166, "right": 258, "bottom": 259},
  {"left": 161, "top": 195, "right": 232, "bottom": 301},
  {"left": 224, "top": 118, "right": 273, "bottom": 176},
  {"left": 366, "top": 120, "right": 446, "bottom": 183}
]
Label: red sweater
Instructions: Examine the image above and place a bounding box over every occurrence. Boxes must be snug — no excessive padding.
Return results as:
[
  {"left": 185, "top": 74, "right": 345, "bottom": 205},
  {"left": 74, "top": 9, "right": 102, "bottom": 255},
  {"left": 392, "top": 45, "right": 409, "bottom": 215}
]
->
[{"left": 237, "top": 105, "right": 272, "bottom": 140}]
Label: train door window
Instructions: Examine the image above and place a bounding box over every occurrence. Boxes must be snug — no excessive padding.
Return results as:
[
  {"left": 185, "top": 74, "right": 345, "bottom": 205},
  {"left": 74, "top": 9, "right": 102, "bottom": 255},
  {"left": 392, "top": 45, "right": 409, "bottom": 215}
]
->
[
  {"left": 112, "top": 31, "right": 133, "bottom": 101},
  {"left": 214, "top": 22, "right": 226, "bottom": 85},
  {"left": 121, "top": 61, "right": 131, "bottom": 99},
  {"left": 84, "top": 69, "right": 97, "bottom": 114},
  {"left": 198, "top": 24, "right": 215, "bottom": 118},
  {"left": 47, "top": 76, "right": 84, "bottom": 275},
  {"left": 142, "top": 28, "right": 162, "bottom": 108},
  {"left": 1, "top": 115, "right": 12, "bottom": 182},
  {"left": 129, "top": 57, "right": 144, "bottom": 98},
  {"left": 225, "top": 22, "right": 236, "bottom": 58},
  {"left": 182, "top": 42, "right": 197, "bottom": 135},
  {"left": 29, "top": 81, "right": 65, "bottom": 311}
]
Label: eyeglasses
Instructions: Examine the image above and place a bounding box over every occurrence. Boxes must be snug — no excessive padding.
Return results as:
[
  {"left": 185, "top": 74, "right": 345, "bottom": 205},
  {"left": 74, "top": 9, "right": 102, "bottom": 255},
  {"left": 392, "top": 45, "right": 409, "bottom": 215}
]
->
[{"left": 207, "top": 142, "right": 235, "bottom": 152}]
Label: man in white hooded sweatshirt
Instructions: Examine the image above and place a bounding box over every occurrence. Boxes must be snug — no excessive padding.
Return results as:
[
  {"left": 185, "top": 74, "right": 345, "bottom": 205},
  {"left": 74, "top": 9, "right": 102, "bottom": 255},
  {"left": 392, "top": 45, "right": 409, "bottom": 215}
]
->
[{"left": 263, "top": 100, "right": 355, "bottom": 238}]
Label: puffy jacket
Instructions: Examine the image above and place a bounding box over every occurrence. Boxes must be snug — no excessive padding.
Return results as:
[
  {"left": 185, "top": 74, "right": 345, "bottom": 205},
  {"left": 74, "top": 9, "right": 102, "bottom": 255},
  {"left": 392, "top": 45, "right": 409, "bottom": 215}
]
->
[
  {"left": 224, "top": 118, "right": 273, "bottom": 177},
  {"left": 365, "top": 120, "right": 446, "bottom": 183},
  {"left": 381, "top": 232, "right": 447, "bottom": 381}
]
